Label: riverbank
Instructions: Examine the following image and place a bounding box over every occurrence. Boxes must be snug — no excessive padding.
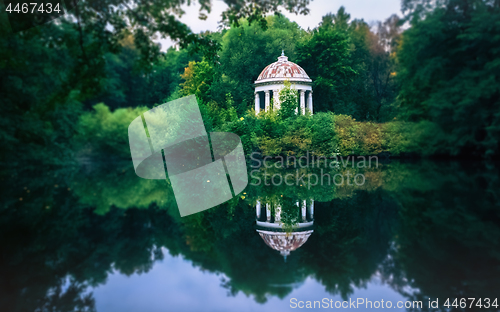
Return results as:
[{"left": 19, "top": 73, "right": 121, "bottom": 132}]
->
[{"left": 73, "top": 103, "right": 487, "bottom": 162}]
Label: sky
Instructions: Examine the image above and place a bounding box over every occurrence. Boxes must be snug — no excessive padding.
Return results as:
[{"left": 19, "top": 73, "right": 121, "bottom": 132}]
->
[
  {"left": 156, "top": 0, "right": 402, "bottom": 51},
  {"left": 93, "top": 249, "right": 411, "bottom": 312}
]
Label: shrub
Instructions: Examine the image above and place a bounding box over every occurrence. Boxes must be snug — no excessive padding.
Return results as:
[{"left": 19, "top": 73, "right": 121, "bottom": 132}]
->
[
  {"left": 334, "top": 114, "right": 359, "bottom": 156},
  {"left": 278, "top": 80, "right": 299, "bottom": 119},
  {"left": 76, "top": 102, "right": 449, "bottom": 159},
  {"left": 76, "top": 104, "right": 149, "bottom": 156},
  {"left": 307, "top": 112, "right": 336, "bottom": 156}
]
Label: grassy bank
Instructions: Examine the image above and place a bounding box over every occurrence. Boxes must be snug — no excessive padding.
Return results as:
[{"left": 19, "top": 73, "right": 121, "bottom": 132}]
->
[{"left": 75, "top": 102, "right": 450, "bottom": 159}]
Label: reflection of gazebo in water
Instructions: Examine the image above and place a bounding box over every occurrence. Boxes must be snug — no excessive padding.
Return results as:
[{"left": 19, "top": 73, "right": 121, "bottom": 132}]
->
[{"left": 256, "top": 200, "right": 314, "bottom": 260}]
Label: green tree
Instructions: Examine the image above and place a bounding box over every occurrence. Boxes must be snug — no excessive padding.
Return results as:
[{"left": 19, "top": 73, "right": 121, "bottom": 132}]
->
[
  {"left": 278, "top": 80, "right": 299, "bottom": 119},
  {"left": 215, "top": 15, "right": 307, "bottom": 114},
  {"left": 296, "top": 8, "right": 357, "bottom": 114},
  {"left": 297, "top": 8, "right": 401, "bottom": 121},
  {"left": 397, "top": 0, "right": 500, "bottom": 156},
  {"left": 147, "top": 47, "right": 202, "bottom": 105},
  {"left": 0, "top": 0, "right": 312, "bottom": 163},
  {"left": 367, "top": 15, "right": 401, "bottom": 121},
  {"left": 179, "top": 59, "right": 215, "bottom": 104}
]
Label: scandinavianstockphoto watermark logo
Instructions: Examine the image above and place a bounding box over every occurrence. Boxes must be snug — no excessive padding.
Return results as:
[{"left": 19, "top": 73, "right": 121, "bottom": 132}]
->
[
  {"left": 249, "top": 152, "right": 379, "bottom": 188},
  {"left": 128, "top": 95, "right": 248, "bottom": 217}
]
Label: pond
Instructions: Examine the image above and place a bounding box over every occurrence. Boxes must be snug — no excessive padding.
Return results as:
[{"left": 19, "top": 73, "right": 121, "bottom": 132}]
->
[{"left": 1, "top": 159, "right": 499, "bottom": 311}]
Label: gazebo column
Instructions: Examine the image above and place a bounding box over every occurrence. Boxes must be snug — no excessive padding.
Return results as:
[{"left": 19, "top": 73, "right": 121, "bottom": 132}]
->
[
  {"left": 265, "top": 91, "right": 270, "bottom": 112},
  {"left": 266, "top": 204, "right": 271, "bottom": 222},
  {"left": 273, "top": 89, "right": 281, "bottom": 110},
  {"left": 300, "top": 90, "right": 306, "bottom": 115},
  {"left": 308, "top": 91, "right": 313, "bottom": 114},
  {"left": 255, "top": 92, "right": 260, "bottom": 114},
  {"left": 309, "top": 200, "right": 314, "bottom": 220},
  {"left": 275, "top": 205, "right": 281, "bottom": 222},
  {"left": 301, "top": 200, "right": 307, "bottom": 221},
  {"left": 256, "top": 201, "right": 261, "bottom": 219}
]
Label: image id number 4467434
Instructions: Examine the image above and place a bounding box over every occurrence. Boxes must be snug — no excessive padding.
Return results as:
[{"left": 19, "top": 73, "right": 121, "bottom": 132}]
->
[
  {"left": 444, "top": 298, "right": 498, "bottom": 309},
  {"left": 5, "top": 2, "right": 61, "bottom": 14}
]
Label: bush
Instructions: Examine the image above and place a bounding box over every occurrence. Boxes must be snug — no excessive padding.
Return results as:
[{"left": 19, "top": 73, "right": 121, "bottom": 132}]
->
[
  {"left": 308, "top": 112, "right": 336, "bottom": 156},
  {"left": 334, "top": 114, "right": 384, "bottom": 156},
  {"left": 75, "top": 102, "right": 449, "bottom": 159},
  {"left": 278, "top": 80, "right": 299, "bottom": 120},
  {"left": 76, "top": 104, "right": 149, "bottom": 157}
]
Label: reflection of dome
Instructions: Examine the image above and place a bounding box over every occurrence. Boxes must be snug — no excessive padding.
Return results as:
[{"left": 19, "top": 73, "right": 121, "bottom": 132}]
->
[
  {"left": 255, "top": 53, "right": 312, "bottom": 84},
  {"left": 256, "top": 200, "right": 314, "bottom": 259},
  {"left": 257, "top": 230, "right": 314, "bottom": 257}
]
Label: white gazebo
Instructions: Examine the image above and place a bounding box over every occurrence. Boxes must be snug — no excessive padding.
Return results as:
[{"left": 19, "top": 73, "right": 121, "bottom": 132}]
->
[{"left": 254, "top": 51, "right": 313, "bottom": 115}]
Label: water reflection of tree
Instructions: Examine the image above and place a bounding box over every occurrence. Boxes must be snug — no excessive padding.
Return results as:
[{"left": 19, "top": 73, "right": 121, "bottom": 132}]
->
[
  {"left": 301, "top": 190, "right": 398, "bottom": 298},
  {"left": 0, "top": 165, "right": 177, "bottom": 311},
  {"left": 380, "top": 162, "right": 500, "bottom": 311},
  {"left": 1, "top": 161, "right": 500, "bottom": 310}
]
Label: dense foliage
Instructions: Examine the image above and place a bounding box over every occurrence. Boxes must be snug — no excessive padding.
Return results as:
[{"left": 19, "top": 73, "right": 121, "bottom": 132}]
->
[
  {"left": 0, "top": 0, "right": 310, "bottom": 163},
  {"left": 397, "top": 0, "right": 500, "bottom": 157},
  {"left": 2, "top": 2, "right": 500, "bottom": 310},
  {"left": 2, "top": 0, "right": 500, "bottom": 164},
  {"left": 75, "top": 103, "right": 444, "bottom": 160}
]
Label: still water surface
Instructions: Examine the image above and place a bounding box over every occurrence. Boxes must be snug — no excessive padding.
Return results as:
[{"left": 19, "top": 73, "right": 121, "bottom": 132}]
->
[{"left": 1, "top": 160, "right": 499, "bottom": 311}]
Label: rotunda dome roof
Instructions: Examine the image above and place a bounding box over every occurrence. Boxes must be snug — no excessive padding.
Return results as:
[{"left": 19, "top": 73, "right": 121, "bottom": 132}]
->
[
  {"left": 257, "top": 229, "right": 314, "bottom": 257},
  {"left": 255, "top": 52, "right": 312, "bottom": 85}
]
